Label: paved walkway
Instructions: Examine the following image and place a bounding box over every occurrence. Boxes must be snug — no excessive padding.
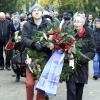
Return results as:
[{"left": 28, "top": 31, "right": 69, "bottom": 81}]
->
[{"left": 0, "top": 61, "right": 100, "bottom": 100}]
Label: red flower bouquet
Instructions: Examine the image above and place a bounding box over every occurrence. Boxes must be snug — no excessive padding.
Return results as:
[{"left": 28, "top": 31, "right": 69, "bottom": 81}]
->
[
  {"left": 47, "top": 27, "right": 76, "bottom": 54},
  {"left": 26, "top": 18, "right": 89, "bottom": 82}
]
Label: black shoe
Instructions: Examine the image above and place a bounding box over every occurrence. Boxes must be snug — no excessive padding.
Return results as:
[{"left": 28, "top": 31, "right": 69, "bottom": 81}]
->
[
  {"left": 16, "top": 76, "right": 20, "bottom": 82},
  {"left": 12, "top": 74, "right": 16, "bottom": 77},
  {"left": 93, "top": 76, "right": 98, "bottom": 80},
  {"left": 0, "top": 67, "right": 4, "bottom": 70},
  {"left": 6, "top": 65, "right": 11, "bottom": 70}
]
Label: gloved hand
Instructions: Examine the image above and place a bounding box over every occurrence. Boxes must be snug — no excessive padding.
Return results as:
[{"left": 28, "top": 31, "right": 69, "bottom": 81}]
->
[
  {"left": 42, "top": 46, "right": 52, "bottom": 55},
  {"left": 11, "top": 38, "right": 15, "bottom": 42},
  {"left": 31, "top": 42, "right": 43, "bottom": 51},
  {"left": 42, "top": 46, "right": 52, "bottom": 60}
]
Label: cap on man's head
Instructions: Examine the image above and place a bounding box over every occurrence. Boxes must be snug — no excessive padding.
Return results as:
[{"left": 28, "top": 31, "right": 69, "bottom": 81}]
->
[
  {"left": 29, "top": 3, "right": 43, "bottom": 13},
  {"left": 66, "top": 10, "right": 73, "bottom": 18}
]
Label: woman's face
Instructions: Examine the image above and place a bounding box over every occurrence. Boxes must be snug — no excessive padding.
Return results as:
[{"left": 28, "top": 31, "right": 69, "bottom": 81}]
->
[
  {"left": 95, "top": 22, "right": 100, "bottom": 29},
  {"left": 13, "top": 18, "right": 19, "bottom": 23},
  {"left": 32, "top": 10, "right": 43, "bottom": 20},
  {"left": 73, "top": 16, "right": 84, "bottom": 31}
]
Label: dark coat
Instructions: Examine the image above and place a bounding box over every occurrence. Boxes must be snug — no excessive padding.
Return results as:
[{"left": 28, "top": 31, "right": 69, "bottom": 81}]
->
[
  {"left": 22, "top": 17, "right": 52, "bottom": 59},
  {"left": 22, "top": 18, "right": 48, "bottom": 48},
  {"left": 93, "top": 28, "right": 100, "bottom": 52},
  {"left": 85, "top": 19, "right": 94, "bottom": 30},
  {"left": 73, "top": 27, "right": 95, "bottom": 84},
  {"left": 0, "top": 19, "right": 15, "bottom": 45}
]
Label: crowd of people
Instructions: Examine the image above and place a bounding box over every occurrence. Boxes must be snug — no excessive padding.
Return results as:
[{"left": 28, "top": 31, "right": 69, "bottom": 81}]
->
[{"left": 0, "top": 3, "right": 100, "bottom": 100}]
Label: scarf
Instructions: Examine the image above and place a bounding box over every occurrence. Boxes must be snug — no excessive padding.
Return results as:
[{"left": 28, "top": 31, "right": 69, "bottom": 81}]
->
[{"left": 77, "top": 27, "right": 86, "bottom": 38}]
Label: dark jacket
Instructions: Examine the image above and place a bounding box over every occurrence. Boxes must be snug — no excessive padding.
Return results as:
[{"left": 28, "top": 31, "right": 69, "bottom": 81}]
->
[
  {"left": 22, "top": 17, "right": 52, "bottom": 59},
  {"left": 85, "top": 19, "right": 94, "bottom": 30},
  {"left": 22, "top": 18, "right": 48, "bottom": 48},
  {"left": 74, "top": 27, "right": 95, "bottom": 84},
  {"left": 0, "top": 19, "right": 15, "bottom": 44},
  {"left": 93, "top": 28, "right": 100, "bottom": 52}
]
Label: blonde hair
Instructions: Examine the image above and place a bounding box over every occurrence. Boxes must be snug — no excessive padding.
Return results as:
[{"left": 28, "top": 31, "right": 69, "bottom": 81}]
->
[{"left": 73, "top": 12, "right": 86, "bottom": 24}]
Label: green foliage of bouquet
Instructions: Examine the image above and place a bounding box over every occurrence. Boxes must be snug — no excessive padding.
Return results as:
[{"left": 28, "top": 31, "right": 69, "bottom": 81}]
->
[
  {"left": 26, "top": 18, "right": 90, "bottom": 81},
  {"left": 27, "top": 49, "right": 47, "bottom": 79}
]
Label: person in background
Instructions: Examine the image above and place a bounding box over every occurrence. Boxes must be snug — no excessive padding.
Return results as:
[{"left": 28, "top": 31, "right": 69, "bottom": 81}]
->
[
  {"left": 11, "top": 13, "right": 27, "bottom": 82},
  {"left": 93, "top": 18, "right": 100, "bottom": 80},
  {"left": 0, "top": 12, "right": 15, "bottom": 70},
  {"left": 63, "top": 10, "right": 73, "bottom": 26},
  {"left": 85, "top": 14, "right": 95, "bottom": 30},
  {"left": 5, "top": 13, "right": 12, "bottom": 21},
  {"left": 12, "top": 15, "right": 20, "bottom": 32}
]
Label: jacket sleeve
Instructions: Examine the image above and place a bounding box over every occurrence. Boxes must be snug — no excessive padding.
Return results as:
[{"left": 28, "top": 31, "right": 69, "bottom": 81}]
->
[
  {"left": 8, "top": 20, "right": 15, "bottom": 40},
  {"left": 22, "top": 23, "right": 33, "bottom": 48},
  {"left": 10, "top": 23, "right": 15, "bottom": 39},
  {"left": 87, "top": 28, "right": 95, "bottom": 59},
  {"left": 82, "top": 28, "right": 95, "bottom": 60}
]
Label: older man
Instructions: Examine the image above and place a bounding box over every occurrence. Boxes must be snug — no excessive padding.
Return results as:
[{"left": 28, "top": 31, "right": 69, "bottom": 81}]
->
[{"left": 0, "top": 12, "right": 15, "bottom": 70}]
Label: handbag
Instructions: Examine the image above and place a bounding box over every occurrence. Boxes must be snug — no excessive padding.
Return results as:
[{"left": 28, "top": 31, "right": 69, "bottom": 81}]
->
[
  {"left": 12, "top": 50, "right": 26, "bottom": 64},
  {"left": 5, "top": 40, "right": 14, "bottom": 51}
]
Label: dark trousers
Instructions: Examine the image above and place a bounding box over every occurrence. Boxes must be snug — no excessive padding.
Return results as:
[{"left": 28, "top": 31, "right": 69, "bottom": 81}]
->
[
  {"left": 93, "top": 52, "right": 100, "bottom": 77},
  {"left": 0, "top": 42, "right": 4, "bottom": 68},
  {"left": 5, "top": 49, "right": 13, "bottom": 67},
  {"left": 66, "top": 79, "right": 84, "bottom": 100},
  {"left": 0, "top": 41, "right": 13, "bottom": 68}
]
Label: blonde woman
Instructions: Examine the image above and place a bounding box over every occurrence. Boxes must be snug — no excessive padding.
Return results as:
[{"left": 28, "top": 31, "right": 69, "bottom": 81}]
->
[{"left": 66, "top": 12, "right": 95, "bottom": 100}]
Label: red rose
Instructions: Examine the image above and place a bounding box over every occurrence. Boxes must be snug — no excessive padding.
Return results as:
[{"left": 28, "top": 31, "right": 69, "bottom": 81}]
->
[
  {"left": 55, "top": 28, "right": 61, "bottom": 34},
  {"left": 70, "top": 39, "right": 75, "bottom": 45},
  {"left": 60, "top": 40, "right": 63, "bottom": 44},
  {"left": 65, "top": 45, "right": 70, "bottom": 51},
  {"left": 54, "top": 45, "right": 60, "bottom": 49},
  {"left": 57, "top": 35, "right": 62, "bottom": 40},
  {"left": 52, "top": 35, "right": 56, "bottom": 40}
]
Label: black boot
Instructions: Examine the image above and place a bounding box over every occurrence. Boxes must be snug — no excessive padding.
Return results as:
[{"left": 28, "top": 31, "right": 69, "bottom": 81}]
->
[
  {"left": 6, "top": 65, "right": 11, "bottom": 70},
  {"left": 0, "top": 66, "right": 4, "bottom": 70},
  {"left": 16, "top": 75, "right": 20, "bottom": 82},
  {"left": 45, "top": 95, "right": 49, "bottom": 100},
  {"left": 93, "top": 75, "right": 98, "bottom": 80}
]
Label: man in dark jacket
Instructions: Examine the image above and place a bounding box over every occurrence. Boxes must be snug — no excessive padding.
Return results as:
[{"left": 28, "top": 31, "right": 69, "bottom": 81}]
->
[
  {"left": 0, "top": 12, "right": 15, "bottom": 70},
  {"left": 85, "top": 14, "right": 94, "bottom": 30},
  {"left": 22, "top": 4, "right": 51, "bottom": 100},
  {"left": 66, "top": 12, "right": 95, "bottom": 100},
  {"left": 93, "top": 18, "right": 100, "bottom": 80}
]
